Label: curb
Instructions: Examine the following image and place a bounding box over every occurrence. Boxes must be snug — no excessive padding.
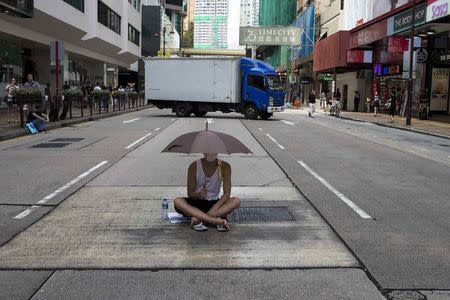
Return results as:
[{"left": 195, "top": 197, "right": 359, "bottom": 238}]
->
[
  {"left": 0, "top": 105, "right": 152, "bottom": 142},
  {"left": 338, "top": 115, "right": 450, "bottom": 140}
]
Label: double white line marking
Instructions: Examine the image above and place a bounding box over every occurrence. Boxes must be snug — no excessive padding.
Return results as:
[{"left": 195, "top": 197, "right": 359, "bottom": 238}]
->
[{"left": 14, "top": 161, "right": 109, "bottom": 220}]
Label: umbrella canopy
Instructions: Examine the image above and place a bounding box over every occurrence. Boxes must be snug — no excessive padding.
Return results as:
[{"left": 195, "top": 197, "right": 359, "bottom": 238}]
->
[{"left": 162, "top": 130, "right": 252, "bottom": 154}]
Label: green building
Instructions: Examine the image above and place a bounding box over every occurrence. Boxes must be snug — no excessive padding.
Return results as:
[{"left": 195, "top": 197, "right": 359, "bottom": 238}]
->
[{"left": 258, "top": 0, "right": 297, "bottom": 69}]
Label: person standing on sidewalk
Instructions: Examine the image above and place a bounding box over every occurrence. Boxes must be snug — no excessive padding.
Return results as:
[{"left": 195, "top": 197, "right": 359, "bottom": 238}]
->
[
  {"left": 373, "top": 91, "right": 380, "bottom": 117},
  {"left": 308, "top": 90, "right": 316, "bottom": 118},
  {"left": 354, "top": 90, "right": 361, "bottom": 112},
  {"left": 4, "top": 77, "right": 19, "bottom": 123}
]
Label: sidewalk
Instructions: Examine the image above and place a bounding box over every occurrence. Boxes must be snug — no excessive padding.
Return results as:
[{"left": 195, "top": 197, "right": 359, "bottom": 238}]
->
[
  {"left": 0, "top": 103, "right": 150, "bottom": 142},
  {"left": 338, "top": 111, "right": 450, "bottom": 139}
]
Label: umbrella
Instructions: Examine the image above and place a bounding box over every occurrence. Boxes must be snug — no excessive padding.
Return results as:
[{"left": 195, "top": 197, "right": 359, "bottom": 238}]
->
[{"left": 162, "top": 124, "right": 252, "bottom": 154}]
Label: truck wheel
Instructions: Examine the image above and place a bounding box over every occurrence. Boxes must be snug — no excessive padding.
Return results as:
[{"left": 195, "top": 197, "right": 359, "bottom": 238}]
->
[
  {"left": 194, "top": 111, "right": 207, "bottom": 117},
  {"left": 259, "top": 112, "right": 273, "bottom": 120},
  {"left": 174, "top": 102, "right": 192, "bottom": 117},
  {"left": 244, "top": 105, "right": 258, "bottom": 120}
]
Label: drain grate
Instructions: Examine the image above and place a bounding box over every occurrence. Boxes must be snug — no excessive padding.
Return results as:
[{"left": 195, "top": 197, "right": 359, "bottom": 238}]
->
[
  {"left": 229, "top": 207, "right": 295, "bottom": 222},
  {"left": 438, "top": 144, "right": 450, "bottom": 147},
  {"left": 49, "top": 138, "right": 84, "bottom": 143},
  {"left": 31, "top": 143, "right": 71, "bottom": 148}
]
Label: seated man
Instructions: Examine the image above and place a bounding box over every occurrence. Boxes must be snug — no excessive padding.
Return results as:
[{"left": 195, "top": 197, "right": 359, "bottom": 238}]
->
[
  {"left": 27, "top": 104, "right": 49, "bottom": 133},
  {"left": 174, "top": 153, "right": 240, "bottom": 232}
]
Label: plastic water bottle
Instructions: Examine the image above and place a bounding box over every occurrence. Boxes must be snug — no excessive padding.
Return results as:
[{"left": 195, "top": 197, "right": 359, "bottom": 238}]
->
[{"left": 161, "top": 198, "right": 169, "bottom": 220}]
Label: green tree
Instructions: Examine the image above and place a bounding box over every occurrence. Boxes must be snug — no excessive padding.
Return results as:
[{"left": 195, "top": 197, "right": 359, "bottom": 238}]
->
[{"left": 182, "top": 22, "right": 194, "bottom": 48}]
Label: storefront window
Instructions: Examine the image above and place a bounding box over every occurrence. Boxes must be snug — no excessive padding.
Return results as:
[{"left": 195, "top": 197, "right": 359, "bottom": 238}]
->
[
  {"left": 63, "top": 0, "right": 84, "bottom": 13},
  {"left": 0, "top": 41, "right": 23, "bottom": 83},
  {"left": 430, "top": 68, "right": 449, "bottom": 112},
  {"left": 98, "top": 1, "right": 121, "bottom": 34}
]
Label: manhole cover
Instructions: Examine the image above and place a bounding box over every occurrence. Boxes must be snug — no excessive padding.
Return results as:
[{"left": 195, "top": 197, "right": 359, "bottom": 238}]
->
[
  {"left": 31, "top": 143, "right": 71, "bottom": 148},
  {"left": 229, "top": 207, "right": 295, "bottom": 222},
  {"left": 49, "top": 138, "right": 84, "bottom": 143}
]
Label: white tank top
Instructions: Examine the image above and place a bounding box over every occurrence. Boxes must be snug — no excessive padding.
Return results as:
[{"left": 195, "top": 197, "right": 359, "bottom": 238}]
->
[{"left": 195, "top": 159, "right": 222, "bottom": 201}]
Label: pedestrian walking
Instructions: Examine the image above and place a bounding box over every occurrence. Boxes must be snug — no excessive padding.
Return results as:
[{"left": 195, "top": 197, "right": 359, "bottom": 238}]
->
[
  {"left": 308, "top": 90, "right": 316, "bottom": 118},
  {"left": 320, "top": 92, "right": 327, "bottom": 110},
  {"left": 4, "top": 77, "right": 19, "bottom": 123},
  {"left": 373, "top": 91, "right": 380, "bottom": 117},
  {"left": 63, "top": 81, "right": 70, "bottom": 92},
  {"left": 388, "top": 87, "right": 397, "bottom": 122},
  {"left": 354, "top": 90, "right": 360, "bottom": 112}
]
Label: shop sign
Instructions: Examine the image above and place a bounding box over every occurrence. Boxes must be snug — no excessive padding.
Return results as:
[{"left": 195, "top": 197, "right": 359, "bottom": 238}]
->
[
  {"left": 388, "top": 37, "right": 409, "bottom": 54},
  {"left": 416, "top": 48, "right": 428, "bottom": 63},
  {"left": 239, "top": 26, "right": 301, "bottom": 46},
  {"left": 346, "top": 50, "right": 373, "bottom": 63},
  {"left": 427, "top": 0, "right": 449, "bottom": 22},
  {"left": 389, "top": 3, "right": 427, "bottom": 35},
  {"left": 374, "top": 64, "right": 402, "bottom": 77}
]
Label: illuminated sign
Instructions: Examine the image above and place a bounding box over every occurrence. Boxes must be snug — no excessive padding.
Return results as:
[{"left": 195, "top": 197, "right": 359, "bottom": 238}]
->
[{"left": 374, "top": 64, "right": 401, "bottom": 76}]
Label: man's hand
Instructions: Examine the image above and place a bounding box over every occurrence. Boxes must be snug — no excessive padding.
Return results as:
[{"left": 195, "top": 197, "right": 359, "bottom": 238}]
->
[{"left": 200, "top": 187, "right": 207, "bottom": 199}]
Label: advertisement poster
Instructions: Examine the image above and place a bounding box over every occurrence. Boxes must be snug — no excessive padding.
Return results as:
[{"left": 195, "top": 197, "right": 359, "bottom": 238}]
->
[
  {"left": 430, "top": 68, "right": 449, "bottom": 112},
  {"left": 373, "top": 0, "right": 411, "bottom": 19}
]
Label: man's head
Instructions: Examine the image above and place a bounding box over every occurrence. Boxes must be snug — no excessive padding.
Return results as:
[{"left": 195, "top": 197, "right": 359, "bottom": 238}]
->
[
  {"left": 65, "top": 81, "right": 68, "bottom": 85},
  {"left": 27, "top": 74, "right": 33, "bottom": 83},
  {"left": 34, "top": 104, "right": 42, "bottom": 112},
  {"left": 311, "top": 90, "right": 315, "bottom": 95},
  {"left": 11, "top": 77, "right": 16, "bottom": 85},
  {"left": 204, "top": 153, "right": 218, "bottom": 162}
]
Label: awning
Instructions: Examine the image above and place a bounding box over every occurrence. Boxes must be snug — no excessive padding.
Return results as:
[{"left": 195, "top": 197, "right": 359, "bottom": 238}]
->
[{"left": 313, "top": 31, "right": 350, "bottom": 73}]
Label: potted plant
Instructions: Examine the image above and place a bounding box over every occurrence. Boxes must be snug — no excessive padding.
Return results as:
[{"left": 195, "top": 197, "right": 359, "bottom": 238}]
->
[
  {"left": 63, "top": 88, "right": 83, "bottom": 102},
  {"left": 12, "top": 89, "right": 42, "bottom": 105}
]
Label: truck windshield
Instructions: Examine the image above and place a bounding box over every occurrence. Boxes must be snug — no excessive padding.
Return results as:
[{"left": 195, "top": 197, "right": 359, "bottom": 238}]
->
[{"left": 267, "top": 75, "right": 284, "bottom": 91}]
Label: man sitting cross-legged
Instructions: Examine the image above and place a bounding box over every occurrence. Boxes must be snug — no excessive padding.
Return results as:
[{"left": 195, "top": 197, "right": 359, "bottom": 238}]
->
[{"left": 173, "top": 153, "right": 240, "bottom": 232}]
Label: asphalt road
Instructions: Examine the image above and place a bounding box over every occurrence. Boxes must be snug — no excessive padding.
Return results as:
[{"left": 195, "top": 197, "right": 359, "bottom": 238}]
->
[
  {"left": 243, "top": 109, "right": 450, "bottom": 290},
  {"left": 0, "top": 107, "right": 448, "bottom": 299}
]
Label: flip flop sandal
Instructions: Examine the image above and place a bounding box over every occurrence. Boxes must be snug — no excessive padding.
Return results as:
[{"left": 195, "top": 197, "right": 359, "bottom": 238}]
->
[
  {"left": 216, "top": 224, "right": 229, "bottom": 232},
  {"left": 191, "top": 222, "right": 208, "bottom": 231}
]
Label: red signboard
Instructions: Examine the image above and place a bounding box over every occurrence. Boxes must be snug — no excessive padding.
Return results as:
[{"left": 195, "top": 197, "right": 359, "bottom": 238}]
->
[
  {"left": 350, "top": 19, "right": 387, "bottom": 49},
  {"left": 347, "top": 50, "right": 373, "bottom": 63},
  {"left": 387, "top": 36, "right": 409, "bottom": 54}
]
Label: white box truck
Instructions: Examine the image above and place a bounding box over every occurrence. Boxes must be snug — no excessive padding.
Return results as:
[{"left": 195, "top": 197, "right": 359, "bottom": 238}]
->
[{"left": 144, "top": 57, "right": 285, "bottom": 119}]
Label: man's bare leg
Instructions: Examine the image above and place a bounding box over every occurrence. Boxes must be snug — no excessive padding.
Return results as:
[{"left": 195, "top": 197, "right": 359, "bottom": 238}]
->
[
  {"left": 217, "top": 197, "right": 241, "bottom": 218},
  {"left": 173, "top": 197, "right": 226, "bottom": 225}
]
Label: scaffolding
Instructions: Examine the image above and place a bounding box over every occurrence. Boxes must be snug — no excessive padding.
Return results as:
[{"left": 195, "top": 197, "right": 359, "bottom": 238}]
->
[{"left": 259, "top": 0, "right": 297, "bottom": 68}]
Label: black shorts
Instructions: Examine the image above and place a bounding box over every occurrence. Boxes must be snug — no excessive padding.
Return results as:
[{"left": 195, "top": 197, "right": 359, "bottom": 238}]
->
[{"left": 175, "top": 198, "right": 218, "bottom": 215}]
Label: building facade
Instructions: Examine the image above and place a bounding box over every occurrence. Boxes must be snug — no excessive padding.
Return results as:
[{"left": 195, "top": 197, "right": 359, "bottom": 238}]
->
[
  {"left": 314, "top": 0, "right": 450, "bottom": 116},
  {"left": 193, "top": 0, "right": 228, "bottom": 49},
  {"left": 240, "top": 0, "right": 259, "bottom": 27},
  {"left": 0, "top": 0, "right": 142, "bottom": 96}
]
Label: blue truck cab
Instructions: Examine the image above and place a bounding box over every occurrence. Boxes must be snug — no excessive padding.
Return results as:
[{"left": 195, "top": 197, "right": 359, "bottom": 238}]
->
[{"left": 240, "top": 58, "right": 285, "bottom": 119}]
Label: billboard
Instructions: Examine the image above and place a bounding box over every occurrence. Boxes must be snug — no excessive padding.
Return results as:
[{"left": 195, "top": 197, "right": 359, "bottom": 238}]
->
[
  {"left": 373, "top": 0, "right": 412, "bottom": 19},
  {"left": 239, "top": 26, "right": 301, "bottom": 46},
  {"left": 427, "top": 0, "right": 450, "bottom": 22}
]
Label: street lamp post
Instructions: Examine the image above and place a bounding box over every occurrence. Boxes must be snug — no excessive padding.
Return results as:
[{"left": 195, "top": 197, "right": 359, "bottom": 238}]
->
[{"left": 406, "top": 0, "right": 416, "bottom": 126}]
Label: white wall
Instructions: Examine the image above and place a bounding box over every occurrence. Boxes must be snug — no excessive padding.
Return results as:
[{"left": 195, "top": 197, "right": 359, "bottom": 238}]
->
[{"left": 336, "top": 72, "right": 369, "bottom": 112}]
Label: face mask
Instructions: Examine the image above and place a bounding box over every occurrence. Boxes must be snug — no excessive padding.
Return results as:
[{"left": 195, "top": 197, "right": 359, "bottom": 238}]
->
[{"left": 205, "top": 153, "right": 217, "bottom": 162}]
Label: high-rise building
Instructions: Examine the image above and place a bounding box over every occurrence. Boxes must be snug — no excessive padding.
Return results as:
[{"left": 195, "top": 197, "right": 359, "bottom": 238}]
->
[
  {"left": 193, "top": 0, "right": 228, "bottom": 49},
  {"left": 240, "top": 0, "right": 259, "bottom": 27}
]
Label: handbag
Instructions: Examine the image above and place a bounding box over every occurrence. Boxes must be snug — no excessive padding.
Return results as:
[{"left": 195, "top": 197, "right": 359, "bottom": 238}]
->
[
  {"left": 385, "top": 99, "right": 391, "bottom": 109},
  {"left": 26, "top": 122, "right": 38, "bottom": 134}
]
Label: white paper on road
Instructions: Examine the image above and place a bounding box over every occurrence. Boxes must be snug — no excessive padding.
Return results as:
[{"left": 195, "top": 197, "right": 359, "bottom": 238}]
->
[{"left": 168, "top": 212, "right": 190, "bottom": 224}]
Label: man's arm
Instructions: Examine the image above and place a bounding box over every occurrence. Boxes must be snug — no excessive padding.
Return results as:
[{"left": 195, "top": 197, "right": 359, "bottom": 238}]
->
[
  {"left": 33, "top": 112, "right": 48, "bottom": 122},
  {"left": 208, "top": 162, "right": 231, "bottom": 217},
  {"left": 187, "top": 162, "right": 205, "bottom": 199}
]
